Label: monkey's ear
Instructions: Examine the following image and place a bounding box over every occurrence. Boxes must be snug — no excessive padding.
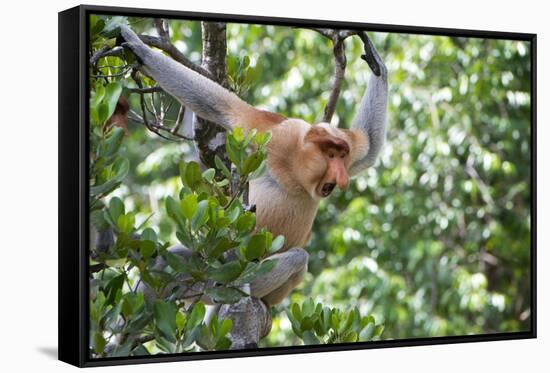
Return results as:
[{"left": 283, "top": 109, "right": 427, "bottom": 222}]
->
[{"left": 304, "top": 127, "right": 350, "bottom": 153}]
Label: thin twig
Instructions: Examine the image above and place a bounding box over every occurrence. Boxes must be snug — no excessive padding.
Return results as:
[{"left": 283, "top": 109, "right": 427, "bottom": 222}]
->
[
  {"left": 91, "top": 65, "right": 135, "bottom": 78},
  {"left": 172, "top": 105, "right": 185, "bottom": 134},
  {"left": 90, "top": 45, "right": 125, "bottom": 66},
  {"left": 310, "top": 29, "right": 384, "bottom": 123},
  {"left": 127, "top": 86, "right": 164, "bottom": 94},
  {"left": 309, "top": 28, "right": 357, "bottom": 123},
  {"left": 323, "top": 37, "right": 347, "bottom": 123}
]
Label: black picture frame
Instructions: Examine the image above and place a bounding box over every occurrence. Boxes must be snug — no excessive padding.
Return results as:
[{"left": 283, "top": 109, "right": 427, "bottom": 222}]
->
[{"left": 58, "top": 4, "right": 537, "bottom": 368}]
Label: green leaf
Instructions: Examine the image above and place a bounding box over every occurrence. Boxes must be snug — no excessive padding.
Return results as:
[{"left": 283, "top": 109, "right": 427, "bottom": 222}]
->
[
  {"left": 235, "top": 212, "right": 255, "bottom": 233},
  {"left": 218, "top": 318, "right": 233, "bottom": 338},
  {"left": 108, "top": 197, "right": 124, "bottom": 223},
  {"left": 140, "top": 240, "right": 156, "bottom": 259},
  {"left": 205, "top": 287, "right": 244, "bottom": 304},
  {"left": 340, "top": 309, "right": 356, "bottom": 334},
  {"left": 270, "top": 235, "right": 285, "bottom": 253},
  {"left": 286, "top": 309, "right": 302, "bottom": 337},
  {"left": 90, "top": 107, "right": 100, "bottom": 126},
  {"left": 207, "top": 261, "right": 244, "bottom": 283},
  {"left": 90, "top": 158, "right": 129, "bottom": 196},
  {"left": 141, "top": 227, "right": 157, "bottom": 242},
  {"left": 187, "top": 302, "right": 206, "bottom": 331},
  {"left": 245, "top": 233, "right": 268, "bottom": 261},
  {"left": 117, "top": 213, "right": 135, "bottom": 234},
  {"left": 227, "top": 206, "right": 241, "bottom": 223},
  {"left": 202, "top": 168, "right": 216, "bottom": 183},
  {"left": 93, "top": 331, "right": 106, "bottom": 354},
  {"left": 254, "top": 130, "right": 272, "bottom": 146},
  {"left": 302, "top": 330, "right": 320, "bottom": 345},
  {"left": 91, "top": 82, "right": 105, "bottom": 109},
  {"left": 140, "top": 270, "right": 160, "bottom": 290},
  {"left": 242, "top": 55, "right": 250, "bottom": 69},
  {"left": 153, "top": 300, "right": 177, "bottom": 343},
  {"left": 191, "top": 200, "right": 210, "bottom": 230},
  {"left": 179, "top": 161, "right": 187, "bottom": 186},
  {"left": 233, "top": 127, "right": 245, "bottom": 142},
  {"left": 301, "top": 316, "right": 314, "bottom": 331},
  {"left": 292, "top": 302, "right": 303, "bottom": 322},
  {"left": 226, "top": 135, "right": 244, "bottom": 170},
  {"left": 242, "top": 152, "right": 264, "bottom": 175},
  {"left": 343, "top": 331, "right": 358, "bottom": 343},
  {"left": 215, "top": 337, "right": 232, "bottom": 351},
  {"left": 330, "top": 312, "right": 340, "bottom": 331},
  {"left": 214, "top": 155, "right": 231, "bottom": 179},
  {"left": 180, "top": 194, "right": 198, "bottom": 220},
  {"left": 165, "top": 196, "right": 185, "bottom": 229},
  {"left": 175, "top": 230, "right": 194, "bottom": 248},
  {"left": 322, "top": 306, "right": 332, "bottom": 332},
  {"left": 235, "top": 259, "right": 277, "bottom": 284},
  {"left": 91, "top": 208, "right": 109, "bottom": 232},
  {"left": 121, "top": 292, "right": 144, "bottom": 319},
  {"left": 249, "top": 159, "right": 268, "bottom": 180},
  {"left": 208, "top": 237, "right": 239, "bottom": 258},
  {"left": 102, "top": 127, "right": 125, "bottom": 159},
  {"left": 132, "top": 345, "right": 150, "bottom": 356},
  {"left": 303, "top": 298, "right": 315, "bottom": 316},
  {"left": 104, "top": 274, "right": 125, "bottom": 305},
  {"left": 90, "top": 16, "right": 105, "bottom": 37},
  {"left": 110, "top": 340, "right": 134, "bottom": 357},
  {"left": 359, "top": 323, "right": 375, "bottom": 341},
  {"left": 104, "top": 82, "right": 123, "bottom": 119},
  {"left": 374, "top": 324, "right": 384, "bottom": 337},
  {"left": 176, "top": 311, "right": 187, "bottom": 337},
  {"left": 100, "top": 16, "right": 127, "bottom": 38},
  {"left": 165, "top": 251, "right": 191, "bottom": 274},
  {"left": 98, "top": 102, "right": 110, "bottom": 124},
  {"left": 184, "top": 161, "right": 202, "bottom": 190}
]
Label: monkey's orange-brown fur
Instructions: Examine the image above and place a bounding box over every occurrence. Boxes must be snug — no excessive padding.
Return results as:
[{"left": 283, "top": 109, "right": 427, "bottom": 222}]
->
[
  {"left": 105, "top": 96, "right": 130, "bottom": 134},
  {"left": 246, "top": 118, "right": 370, "bottom": 252}
]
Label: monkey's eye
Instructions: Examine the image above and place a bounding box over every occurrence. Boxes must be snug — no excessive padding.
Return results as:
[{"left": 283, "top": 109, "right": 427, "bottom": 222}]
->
[
  {"left": 340, "top": 154, "right": 346, "bottom": 159},
  {"left": 328, "top": 153, "right": 335, "bottom": 159}
]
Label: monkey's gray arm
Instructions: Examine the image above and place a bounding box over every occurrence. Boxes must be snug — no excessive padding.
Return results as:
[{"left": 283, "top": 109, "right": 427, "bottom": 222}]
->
[
  {"left": 120, "top": 25, "right": 255, "bottom": 130},
  {"left": 348, "top": 34, "right": 388, "bottom": 176}
]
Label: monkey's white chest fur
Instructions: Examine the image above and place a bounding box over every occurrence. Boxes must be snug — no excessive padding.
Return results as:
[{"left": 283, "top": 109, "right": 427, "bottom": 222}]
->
[{"left": 249, "top": 175, "right": 319, "bottom": 251}]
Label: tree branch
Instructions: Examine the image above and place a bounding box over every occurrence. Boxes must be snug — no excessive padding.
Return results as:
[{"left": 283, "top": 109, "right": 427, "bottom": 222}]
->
[
  {"left": 137, "top": 34, "right": 215, "bottom": 80},
  {"left": 129, "top": 69, "right": 194, "bottom": 142},
  {"left": 310, "top": 29, "right": 384, "bottom": 124},
  {"left": 323, "top": 37, "right": 347, "bottom": 123},
  {"left": 193, "top": 22, "right": 231, "bottom": 169},
  {"left": 309, "top": 28, "right": 357, "bottom": 123},
  {"left": 127, "top": 86, "right": 164, "bottom": 94},
  {"left": 90, "top": 45, "right": 125, "bottom": 66}
]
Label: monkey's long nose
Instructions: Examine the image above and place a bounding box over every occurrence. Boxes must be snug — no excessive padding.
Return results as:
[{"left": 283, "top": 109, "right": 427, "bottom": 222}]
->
[{"left": 336, "top": 170, "right": 349, "bottom": 191}]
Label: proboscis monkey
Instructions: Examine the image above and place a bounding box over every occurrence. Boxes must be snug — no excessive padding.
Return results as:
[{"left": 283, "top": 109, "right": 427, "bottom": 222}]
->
[{"left": 120, "top": 24, "right": 388, "bottom": 305}]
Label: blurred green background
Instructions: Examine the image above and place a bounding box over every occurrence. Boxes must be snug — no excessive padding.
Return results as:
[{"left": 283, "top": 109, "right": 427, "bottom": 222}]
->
[{"left": 111, "top": 18, "right": 532, "bottom": 345}]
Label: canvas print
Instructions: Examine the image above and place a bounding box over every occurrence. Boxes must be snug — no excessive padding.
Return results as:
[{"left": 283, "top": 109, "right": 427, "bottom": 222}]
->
[{"left": 87, "top": 13, "right": 532, "bottom": 359}]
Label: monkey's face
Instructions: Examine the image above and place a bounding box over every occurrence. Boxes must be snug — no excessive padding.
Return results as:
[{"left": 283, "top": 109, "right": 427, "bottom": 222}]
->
[{"left": 302, "top": 125, "right": 351, "bottom": 199}]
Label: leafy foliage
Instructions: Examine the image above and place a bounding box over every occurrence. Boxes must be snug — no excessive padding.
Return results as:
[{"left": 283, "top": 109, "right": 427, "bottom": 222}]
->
[
  {"left": 88, "top": 15, "right": 531, "bottom": 355},
  {"left": 287, "top": 299, "right": 383, "bottom": 344},
  {"left": 88, "top": 115, "right": 289, "bottom": 356}
]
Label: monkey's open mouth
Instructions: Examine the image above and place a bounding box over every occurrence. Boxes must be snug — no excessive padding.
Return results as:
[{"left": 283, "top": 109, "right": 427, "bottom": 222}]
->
[{"left": 320, "top": 183, "right": 336, "bottom": 197}]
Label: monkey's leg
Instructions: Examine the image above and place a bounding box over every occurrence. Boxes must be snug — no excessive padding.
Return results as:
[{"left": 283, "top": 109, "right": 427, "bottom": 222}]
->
[{"left": 250, "top": 248, "right": 309, "bottom": 306}]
